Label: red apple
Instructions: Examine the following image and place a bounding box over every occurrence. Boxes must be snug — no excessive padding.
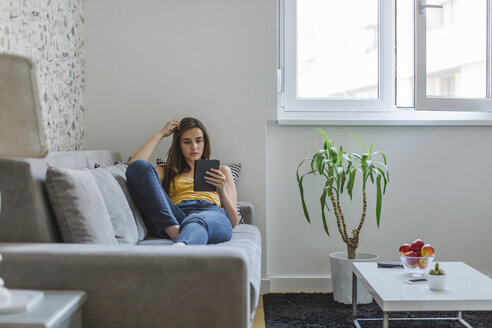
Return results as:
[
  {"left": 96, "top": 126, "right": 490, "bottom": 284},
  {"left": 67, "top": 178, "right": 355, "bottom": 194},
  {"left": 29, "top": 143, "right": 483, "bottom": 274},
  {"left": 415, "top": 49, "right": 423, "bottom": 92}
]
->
[
  {"left": 420, "top": 244, "right": 435, "bottom": 257},
  {"left": 411, "top": 239, "right": 425, "bottom": 254},
  {"left": 399, "top": 243, "right": 412, "bottom": 255},
  {"left": 417, "top": 258, "right": 429, "bottom": 269},
  {"left": 404, "top": 251, "right": 418, "bottom": 268}
]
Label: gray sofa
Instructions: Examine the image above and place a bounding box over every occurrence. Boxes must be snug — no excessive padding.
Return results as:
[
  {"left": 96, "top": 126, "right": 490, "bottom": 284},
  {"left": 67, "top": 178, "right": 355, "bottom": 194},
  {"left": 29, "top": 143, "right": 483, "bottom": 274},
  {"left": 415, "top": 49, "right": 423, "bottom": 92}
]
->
[{"left": 0, "top": 150, "right": 261, "bottom": 328}]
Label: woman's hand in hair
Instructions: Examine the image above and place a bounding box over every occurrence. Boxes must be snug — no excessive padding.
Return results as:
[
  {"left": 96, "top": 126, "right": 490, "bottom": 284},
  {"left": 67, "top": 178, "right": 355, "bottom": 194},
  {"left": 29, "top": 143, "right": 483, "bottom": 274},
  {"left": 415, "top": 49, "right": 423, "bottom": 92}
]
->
[{"left": 160, "top": 119, "right": 181, "bottom": 138}]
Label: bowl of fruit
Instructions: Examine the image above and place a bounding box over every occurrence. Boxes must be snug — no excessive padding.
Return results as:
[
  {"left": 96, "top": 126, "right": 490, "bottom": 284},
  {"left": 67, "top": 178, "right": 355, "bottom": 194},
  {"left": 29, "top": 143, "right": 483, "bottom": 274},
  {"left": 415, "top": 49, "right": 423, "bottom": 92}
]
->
[{"left": 399, "top": 239, "right": 435, "bottom": 277}]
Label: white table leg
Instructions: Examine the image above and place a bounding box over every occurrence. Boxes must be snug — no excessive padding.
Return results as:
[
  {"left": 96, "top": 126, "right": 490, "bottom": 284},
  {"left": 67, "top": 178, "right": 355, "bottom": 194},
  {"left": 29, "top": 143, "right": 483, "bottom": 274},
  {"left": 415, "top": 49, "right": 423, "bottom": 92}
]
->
[
  {"left": 352, "top": 272, "right": 358, "bottom": 318},
  {"left": 383, "top": 312, "right": 389, "bottom": 328}
]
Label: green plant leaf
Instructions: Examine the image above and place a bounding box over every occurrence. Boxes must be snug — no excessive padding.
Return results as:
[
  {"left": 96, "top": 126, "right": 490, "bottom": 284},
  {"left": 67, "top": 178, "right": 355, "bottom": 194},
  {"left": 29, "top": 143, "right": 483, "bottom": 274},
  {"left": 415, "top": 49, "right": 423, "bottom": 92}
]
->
[
  {"left": 310, "top": 151, "right": 322, "bottom": 172},
  {"left": 320, "top": 188, "right": 330, "bottom": 236},
  {"left": 361, "top": 153, "right": 369, "bottom": 162},
  {"left": 349, "top": 133, "right": 365, "bottom": 152},
  {"left": 347, "top": 169, "right": 356, "bottom": 200},
  {"left": 351, "top": 153, "right": 362, "bottom": 160},
  {"left": 296, "top": 159, "right": 316, "bottom": 224},
  {"left": 340, "top": 169, "right": 347, "bottom": 193},
  {"left": 329, "top": 147, "right": 338, "bottom": 161},
  {"left": 337, "top": 145, "right": 343, "bottom": 166},
  {"left": 373, "top": 151, "right": 387, "bottom": 165},
  {"left": 376, "top": 175, "right": 382, "bottom": 227},
  {"left": 368, "top": 142, "right": 374, "bottom": 155},
  {"left": 317, "top": 128, "right": 332, "bottom": 154},
  {"left": 325, "top": 177, "right": 336, "bottom": 196},
  {"left": 376, "top": 167, "right": 388, "bottom": 194},
  {"left": 316, "top": 152, "right": 324, "bottom": 175}
]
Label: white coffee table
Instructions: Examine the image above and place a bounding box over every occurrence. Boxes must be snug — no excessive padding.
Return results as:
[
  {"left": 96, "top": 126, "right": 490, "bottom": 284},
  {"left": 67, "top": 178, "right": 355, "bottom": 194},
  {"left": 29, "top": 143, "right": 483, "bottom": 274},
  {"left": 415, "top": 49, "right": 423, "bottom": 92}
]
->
[
  {"left": 351, "top": 261, "right": 492, "bottom": 328},
  {"left": 0, "top": 290, "right": 86, "bottom": 328}
]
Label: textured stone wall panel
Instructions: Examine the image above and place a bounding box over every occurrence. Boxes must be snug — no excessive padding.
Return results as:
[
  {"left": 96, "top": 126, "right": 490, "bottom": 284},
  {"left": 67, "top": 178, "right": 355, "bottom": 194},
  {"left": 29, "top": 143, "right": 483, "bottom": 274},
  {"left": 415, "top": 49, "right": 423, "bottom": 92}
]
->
[{"left": 0, "top": 0, "right": 85, "bottom": 151}]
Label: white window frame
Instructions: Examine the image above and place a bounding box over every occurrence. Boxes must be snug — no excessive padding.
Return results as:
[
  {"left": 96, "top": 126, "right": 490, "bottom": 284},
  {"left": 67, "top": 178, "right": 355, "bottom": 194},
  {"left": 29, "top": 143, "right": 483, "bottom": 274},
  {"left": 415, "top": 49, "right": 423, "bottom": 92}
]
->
[
  {"left": 415, "top": 0, "right": 492, "bottom": 111},
  {"left": 278, "top": 0, "right": 492, "bottom": 124},
  {"left": 280, "top": 0, "right": 394, "bottom": 112}
]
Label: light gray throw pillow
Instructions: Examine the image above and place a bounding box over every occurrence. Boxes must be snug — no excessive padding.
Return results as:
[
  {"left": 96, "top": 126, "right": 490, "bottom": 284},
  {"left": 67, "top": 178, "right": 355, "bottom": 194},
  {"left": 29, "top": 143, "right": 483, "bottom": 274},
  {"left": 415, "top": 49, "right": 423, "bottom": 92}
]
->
[
  {"left": 94, "top": 162, "right": 148, "bottom": 241},
  {"left": 45, "top": 166, "right": 118, "bottom": 245},
  {"left": 91, "top": 167, "right": 139, "bottom": 244}
]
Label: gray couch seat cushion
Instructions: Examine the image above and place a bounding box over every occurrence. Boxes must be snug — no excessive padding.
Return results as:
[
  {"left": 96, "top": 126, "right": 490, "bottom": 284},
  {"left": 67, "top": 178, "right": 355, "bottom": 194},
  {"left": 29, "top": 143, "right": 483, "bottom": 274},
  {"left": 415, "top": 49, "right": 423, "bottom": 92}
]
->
[
  {"left": 138, "top": 238, "right": 173, "bottom": 246},
  {"left": 136, "top": 223, "right": 261, "bottom": 318},
  {"left": 213, "top": 224, "right": 261, "bottom": 318}
]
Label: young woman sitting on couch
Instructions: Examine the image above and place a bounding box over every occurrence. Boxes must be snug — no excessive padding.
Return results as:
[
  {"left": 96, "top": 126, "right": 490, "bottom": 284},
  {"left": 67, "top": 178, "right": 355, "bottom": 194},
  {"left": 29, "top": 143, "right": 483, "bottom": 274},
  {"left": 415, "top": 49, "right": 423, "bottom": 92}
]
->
[{"left": 126, "top": 117, "right": 238, "bottom": 246}]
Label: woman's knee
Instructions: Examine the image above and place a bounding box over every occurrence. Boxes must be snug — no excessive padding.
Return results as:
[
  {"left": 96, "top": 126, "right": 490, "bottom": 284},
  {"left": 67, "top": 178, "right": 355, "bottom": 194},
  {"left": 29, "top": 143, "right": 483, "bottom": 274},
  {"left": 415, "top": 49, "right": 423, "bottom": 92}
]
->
[
  {"left": 180, "top": 216, "right": 207, "bottom": 230},
  {"left": 126, "top": 160, "right": 153, "bottom": 180}
]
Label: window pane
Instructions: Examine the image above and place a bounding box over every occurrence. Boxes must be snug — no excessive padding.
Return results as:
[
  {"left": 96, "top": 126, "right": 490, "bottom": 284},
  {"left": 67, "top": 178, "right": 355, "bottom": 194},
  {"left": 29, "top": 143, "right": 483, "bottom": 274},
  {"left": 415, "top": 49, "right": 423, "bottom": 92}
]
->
[
  {"left": 426, "top": 0, "right": 487, "bottom": 98},
  {"left": 396, "top": 0, "right": 415, "bottom": 107},
  {"left": 297, "top": 0, "right": 379, "bottom": 98}
]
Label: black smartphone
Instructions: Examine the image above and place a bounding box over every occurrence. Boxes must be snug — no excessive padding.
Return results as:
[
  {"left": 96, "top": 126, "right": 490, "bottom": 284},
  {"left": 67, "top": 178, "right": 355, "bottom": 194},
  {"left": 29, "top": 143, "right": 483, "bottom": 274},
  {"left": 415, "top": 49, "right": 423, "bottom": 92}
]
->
[
  {"left": 404, "top": 278, "right": 427, "bottom": 285},
  {"left": 193, "top": 159, "right": 220, "bottom": 191}
]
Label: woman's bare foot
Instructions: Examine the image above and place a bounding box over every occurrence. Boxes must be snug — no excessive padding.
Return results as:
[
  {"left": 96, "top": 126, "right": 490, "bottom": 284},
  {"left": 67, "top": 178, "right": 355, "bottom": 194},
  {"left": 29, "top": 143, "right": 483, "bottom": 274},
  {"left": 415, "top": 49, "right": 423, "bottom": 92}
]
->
[{"left": 164, "top": 225, "right": 180, "bottom": 242}]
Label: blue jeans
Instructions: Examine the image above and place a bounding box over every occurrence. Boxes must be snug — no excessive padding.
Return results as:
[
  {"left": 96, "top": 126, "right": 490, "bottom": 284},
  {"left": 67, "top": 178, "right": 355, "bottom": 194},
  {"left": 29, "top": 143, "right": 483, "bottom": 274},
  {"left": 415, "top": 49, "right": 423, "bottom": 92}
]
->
[{"left": 125, "top": 160, "right": 233, "bottom": 245}]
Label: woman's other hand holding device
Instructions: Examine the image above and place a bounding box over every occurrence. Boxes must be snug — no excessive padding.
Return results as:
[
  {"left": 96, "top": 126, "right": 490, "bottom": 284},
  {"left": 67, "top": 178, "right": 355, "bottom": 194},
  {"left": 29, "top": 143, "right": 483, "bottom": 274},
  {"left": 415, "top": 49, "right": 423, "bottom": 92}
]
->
[{"left": 204, "top": 168, "right": 227, "bottom": 192}]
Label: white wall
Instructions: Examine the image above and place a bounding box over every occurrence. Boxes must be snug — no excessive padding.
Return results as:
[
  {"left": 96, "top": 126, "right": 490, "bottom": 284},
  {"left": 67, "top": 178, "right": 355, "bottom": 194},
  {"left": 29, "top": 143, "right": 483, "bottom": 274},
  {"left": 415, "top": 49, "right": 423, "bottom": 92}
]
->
[
  {"left": 84, "top": 0, "right": 492, "bottom": 293},
  {"left": 83, "top": 0, "right": 277, "bottom": 279},
  {"left": 267, "top": 122, "right": 492, "bottom": 291}
]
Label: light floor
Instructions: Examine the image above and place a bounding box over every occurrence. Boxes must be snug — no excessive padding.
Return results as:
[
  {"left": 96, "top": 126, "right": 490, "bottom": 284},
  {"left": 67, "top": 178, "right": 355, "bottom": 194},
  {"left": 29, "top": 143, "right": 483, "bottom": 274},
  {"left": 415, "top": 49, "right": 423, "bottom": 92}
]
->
[{"left": 252, "top": 296, "right": 266, "bottom": 328}]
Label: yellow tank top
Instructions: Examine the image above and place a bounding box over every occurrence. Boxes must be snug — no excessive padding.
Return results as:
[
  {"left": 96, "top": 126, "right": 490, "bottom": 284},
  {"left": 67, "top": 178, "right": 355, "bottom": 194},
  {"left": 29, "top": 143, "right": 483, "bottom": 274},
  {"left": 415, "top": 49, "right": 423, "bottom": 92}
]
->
[{"left": 169, "top": 175, "right": 221, "bottom": 207}]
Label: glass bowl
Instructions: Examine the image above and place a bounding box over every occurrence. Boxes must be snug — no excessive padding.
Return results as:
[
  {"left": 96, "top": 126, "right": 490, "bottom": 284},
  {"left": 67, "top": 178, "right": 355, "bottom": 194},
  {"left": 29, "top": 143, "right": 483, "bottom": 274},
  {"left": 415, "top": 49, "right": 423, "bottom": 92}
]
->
[{"left": 399, "top": 254, "right": 435, "bottom": 277}]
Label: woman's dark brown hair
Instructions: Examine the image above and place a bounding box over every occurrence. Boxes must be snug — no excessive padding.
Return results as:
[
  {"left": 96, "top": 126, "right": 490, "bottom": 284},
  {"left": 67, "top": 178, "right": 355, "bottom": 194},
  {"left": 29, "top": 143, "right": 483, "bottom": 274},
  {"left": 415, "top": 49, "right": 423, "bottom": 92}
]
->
[{"left": 162, "top": 117, "right": 211, "bottom": 194}]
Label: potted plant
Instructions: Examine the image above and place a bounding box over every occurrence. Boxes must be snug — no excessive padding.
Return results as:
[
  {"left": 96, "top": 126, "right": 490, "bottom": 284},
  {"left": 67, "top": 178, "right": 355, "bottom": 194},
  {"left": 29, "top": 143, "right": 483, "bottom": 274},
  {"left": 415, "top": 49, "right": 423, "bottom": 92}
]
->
[
  {"left": 428, "top": 262, "right": 446, "bottom": 291},
  {"left": 296, "top": 129, "right": 389, "bottom": 303}
]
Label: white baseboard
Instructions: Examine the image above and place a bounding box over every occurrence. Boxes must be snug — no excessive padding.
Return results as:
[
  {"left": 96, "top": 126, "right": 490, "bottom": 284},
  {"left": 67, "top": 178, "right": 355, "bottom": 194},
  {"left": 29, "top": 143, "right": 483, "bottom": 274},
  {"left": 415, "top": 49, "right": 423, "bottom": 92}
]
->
[
  {"left": 260, "top": 274, "right": 492, "bottom": 295},
  {"left": 260, "top": 276, "right": 333, "bottom": 294}
]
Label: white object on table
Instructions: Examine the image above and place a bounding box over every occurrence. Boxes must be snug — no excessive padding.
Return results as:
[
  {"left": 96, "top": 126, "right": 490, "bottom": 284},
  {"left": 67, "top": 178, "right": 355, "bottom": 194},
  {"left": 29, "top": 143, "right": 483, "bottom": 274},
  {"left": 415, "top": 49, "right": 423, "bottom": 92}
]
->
[
  {"left": 351, "top": 261, "right": 492, "bottom": 328},
  {"left": 0, "top": 290, "right": 44, "bottom": 314},
  {"left": 0, "top": 290, "right": 86, "bottom": 328},
  {"left": 427, "top": 273, "right": 446, "bottom": 291},
  {"left": 0, "top": 254, "right": 11, "bottom": 308}
]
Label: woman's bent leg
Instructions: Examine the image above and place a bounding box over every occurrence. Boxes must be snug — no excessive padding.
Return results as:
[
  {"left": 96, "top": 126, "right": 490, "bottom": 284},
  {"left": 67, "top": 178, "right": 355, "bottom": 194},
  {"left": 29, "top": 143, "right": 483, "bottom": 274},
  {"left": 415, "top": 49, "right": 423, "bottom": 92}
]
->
[
  {"left": 125, "top": 160, "right": 183, "bottom": 239},
  {"left": 176, "top": 206, "right": 233, "bottom": 245}
]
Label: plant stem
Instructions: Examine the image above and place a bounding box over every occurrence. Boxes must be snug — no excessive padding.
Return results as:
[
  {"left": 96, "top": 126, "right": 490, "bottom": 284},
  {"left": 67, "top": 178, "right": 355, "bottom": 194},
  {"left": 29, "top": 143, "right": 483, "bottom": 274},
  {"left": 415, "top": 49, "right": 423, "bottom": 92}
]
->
[
  {"left": 330, "top": 194, "right": 348, "bottom": 243},
  {"left": 336, "top": 199, "right": 348, "bottom": 239},
  {"left": 347, "top": 244, "right": 356, "bottom": 259},
  {"left": 354, "top": 188, "right": 367, "bottom": 246}
]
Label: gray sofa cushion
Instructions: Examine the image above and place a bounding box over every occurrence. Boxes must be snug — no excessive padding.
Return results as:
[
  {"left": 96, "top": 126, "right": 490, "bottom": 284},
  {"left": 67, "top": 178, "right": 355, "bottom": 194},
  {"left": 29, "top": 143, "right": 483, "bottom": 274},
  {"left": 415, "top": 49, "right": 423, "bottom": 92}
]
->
[
  {"left": 45, "top": 166, "right": 118, "bottom": 245},
  {"left": 137, "top": 238, "right": 173, "bottom": 246},
  {"left": 95, "top": 162, "right": 148, "bottom": 241},
  {"left": 91, "top": 167, "right": 139, "bottom": 244},
  {"left": 213, "top": 224, "right": 261, "bottom": 319},
  {"left": 136, "top": 223, "right": 261, "bottom": 319}
]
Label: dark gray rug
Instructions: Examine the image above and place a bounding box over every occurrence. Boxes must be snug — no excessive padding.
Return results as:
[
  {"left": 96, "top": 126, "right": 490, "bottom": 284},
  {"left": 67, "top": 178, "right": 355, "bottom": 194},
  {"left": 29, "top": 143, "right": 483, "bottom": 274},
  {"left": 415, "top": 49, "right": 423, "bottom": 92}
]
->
[{"left": 263, "top": 293, "right": 492, "bottom": 328}]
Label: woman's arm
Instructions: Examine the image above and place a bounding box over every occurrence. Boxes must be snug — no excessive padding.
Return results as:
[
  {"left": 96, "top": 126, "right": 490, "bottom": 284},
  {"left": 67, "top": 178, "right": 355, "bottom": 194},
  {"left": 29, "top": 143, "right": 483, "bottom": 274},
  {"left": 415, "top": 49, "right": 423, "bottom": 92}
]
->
[
  {"left": 206, "top": 166, "right": 239, "bottom": 228},
  {"left": 128, "top": 119, "right": 181, "bottom": 165},
  {"left": 127, "top": 119, "right": 181, "bottom": 242}
]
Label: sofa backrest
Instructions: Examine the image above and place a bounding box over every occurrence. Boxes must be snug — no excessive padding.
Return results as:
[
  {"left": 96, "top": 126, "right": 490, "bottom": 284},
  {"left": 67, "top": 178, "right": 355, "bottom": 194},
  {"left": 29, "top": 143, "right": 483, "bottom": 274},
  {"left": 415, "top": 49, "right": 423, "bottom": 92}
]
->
[{"left": 0, "top": 151, "right": 121, "bottom": 243}]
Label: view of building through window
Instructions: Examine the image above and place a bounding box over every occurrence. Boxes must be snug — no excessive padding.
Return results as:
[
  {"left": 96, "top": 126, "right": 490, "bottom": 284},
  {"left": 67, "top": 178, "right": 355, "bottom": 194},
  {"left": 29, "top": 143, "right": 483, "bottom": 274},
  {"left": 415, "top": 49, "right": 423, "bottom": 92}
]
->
[
  {"left": 297, "top": 0, "right": 486, "bottom": 106},
  {"left": 425, "top": 0, "right": 486, "bottom": 99}
]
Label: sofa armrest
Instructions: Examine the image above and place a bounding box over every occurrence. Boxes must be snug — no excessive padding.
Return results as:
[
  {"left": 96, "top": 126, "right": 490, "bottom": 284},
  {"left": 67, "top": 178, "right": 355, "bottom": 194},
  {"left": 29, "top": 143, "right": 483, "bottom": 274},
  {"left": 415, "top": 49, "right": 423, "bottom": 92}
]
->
[
  {"left": 0, "top": 243, "right": 250, "bottom": 328},
  {"left": 238, "top": 201, "right": 255, "bottom": 225}
]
